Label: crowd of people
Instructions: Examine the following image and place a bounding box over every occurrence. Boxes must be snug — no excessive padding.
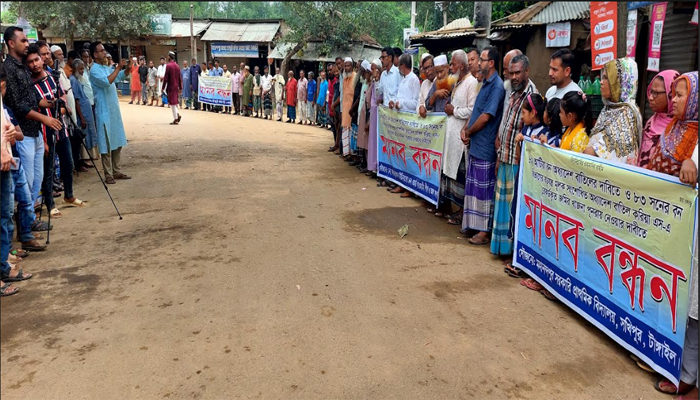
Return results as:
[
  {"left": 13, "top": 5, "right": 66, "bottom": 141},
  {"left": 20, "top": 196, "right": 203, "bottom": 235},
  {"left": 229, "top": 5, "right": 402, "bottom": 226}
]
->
[
  {"left": 305, "top": 45, "right": 698, "bottom": 397},
  {"left": 1, "top": 25, "right": 698, "bottom": 397},
  {"left": 1, "top": 27, "right": 133, "bottom": 297}
]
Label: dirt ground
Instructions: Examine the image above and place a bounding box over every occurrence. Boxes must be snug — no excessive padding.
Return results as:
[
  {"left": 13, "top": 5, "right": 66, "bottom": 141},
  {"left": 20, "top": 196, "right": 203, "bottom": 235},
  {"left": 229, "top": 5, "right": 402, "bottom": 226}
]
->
[{"left": 0, "top": 99, "right": 669, "bottom": 400}]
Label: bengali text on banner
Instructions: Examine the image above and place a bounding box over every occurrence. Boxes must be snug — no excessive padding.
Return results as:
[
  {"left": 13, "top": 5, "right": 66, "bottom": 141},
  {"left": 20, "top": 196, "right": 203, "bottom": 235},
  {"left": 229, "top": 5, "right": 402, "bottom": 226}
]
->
[
  {"left": 513, "top": 140, "right": 697, "bottom": 385},
  {"left": 377, "top": 106, "right": 447, "bottom": 206},
  {"left": 198, "top": 76, "right": 232, "bottom": 106}
]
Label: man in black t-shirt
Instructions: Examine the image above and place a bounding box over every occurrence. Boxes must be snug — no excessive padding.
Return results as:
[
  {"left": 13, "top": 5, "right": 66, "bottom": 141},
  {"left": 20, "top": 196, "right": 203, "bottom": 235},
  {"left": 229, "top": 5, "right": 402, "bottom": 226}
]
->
[{"left": 138, "top": 57, "right": 149, "bottom": 104}]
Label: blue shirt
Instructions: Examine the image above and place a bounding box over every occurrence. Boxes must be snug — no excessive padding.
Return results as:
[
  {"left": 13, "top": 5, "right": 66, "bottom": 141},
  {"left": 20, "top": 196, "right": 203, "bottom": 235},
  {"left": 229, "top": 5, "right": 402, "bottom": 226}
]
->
[
  {"left": 467, "top": 72, "right": 505, "bottom": 162},
  {"left": 209, "top": 67, "right": 223, "bottom": 77},
  {"left": 307, "top": 78, "right": 317, "bottom": 102},
  {"left": 317, "top": 80, "right": 328, "bottom": 106}
]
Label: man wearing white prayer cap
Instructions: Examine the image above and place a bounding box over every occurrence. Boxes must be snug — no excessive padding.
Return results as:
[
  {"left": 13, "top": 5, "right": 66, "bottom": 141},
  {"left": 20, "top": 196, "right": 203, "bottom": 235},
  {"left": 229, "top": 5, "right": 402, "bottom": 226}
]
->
[
  {"left": 361, "top": 59, "right": 371, "bottom": 72},
  {"left": 418, "top": 53, "right": 435, "bottom": 118}
]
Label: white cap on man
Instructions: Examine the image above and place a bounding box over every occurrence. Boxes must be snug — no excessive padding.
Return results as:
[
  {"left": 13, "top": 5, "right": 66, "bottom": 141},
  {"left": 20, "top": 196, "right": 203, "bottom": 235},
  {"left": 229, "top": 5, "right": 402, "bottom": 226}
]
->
[
  {"left": 344, "top": 57, "right": 353, "bottom": 63},
  {"left": 50, "top": 45, "right": 62, "bottom": 54},
  {"left": 434, "top": 55, "right": 448, "bottom": 67},
  {"left": 372, "top": 59, "right": 382, "bottom": 68},
  {"left": 361, "top": 60, "right": 371, "bottom": 71},
  {"left": 421, "top": 53, "right": 432, "bottom": 62}
]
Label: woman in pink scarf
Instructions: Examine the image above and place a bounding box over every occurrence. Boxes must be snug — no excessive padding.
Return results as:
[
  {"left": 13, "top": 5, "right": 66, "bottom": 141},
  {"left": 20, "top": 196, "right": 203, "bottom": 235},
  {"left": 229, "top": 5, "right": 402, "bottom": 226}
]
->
[{"left": 638, "top": 69, "right": 679, "bottom": 168}]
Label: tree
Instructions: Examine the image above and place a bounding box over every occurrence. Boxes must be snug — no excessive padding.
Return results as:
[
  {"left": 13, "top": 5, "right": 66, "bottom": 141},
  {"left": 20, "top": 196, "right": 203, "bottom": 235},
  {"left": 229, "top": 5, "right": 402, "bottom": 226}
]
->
[{"left": 10, "top": 1, "right": 157, "bottom": 43}]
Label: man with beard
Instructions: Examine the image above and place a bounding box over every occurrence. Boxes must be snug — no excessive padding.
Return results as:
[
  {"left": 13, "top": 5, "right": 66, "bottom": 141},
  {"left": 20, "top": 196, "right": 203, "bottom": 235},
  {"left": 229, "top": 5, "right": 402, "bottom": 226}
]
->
[
  {"left": 460, "top": 46, "right": 505, "bottom": 246},
  {"left": 492, "top": 54, "right": 537, "bottom": 256},
  {"left": 496, "top": 49, "right": 522, "bottom": 142},
  {"left": 162, "top": 51, "right": 182, "bottom": 125},
  {"left": 272, "top": 67, "right": 285, "bottom": 121},
  {"left": 437, "top": 50, "right": 478, "bottom": 224},
  {"left": 89, "top": 41, "right": 132, "bottom": 184},
  {"left": 180, "top": 60, "right": 191, "bottom": 109}
]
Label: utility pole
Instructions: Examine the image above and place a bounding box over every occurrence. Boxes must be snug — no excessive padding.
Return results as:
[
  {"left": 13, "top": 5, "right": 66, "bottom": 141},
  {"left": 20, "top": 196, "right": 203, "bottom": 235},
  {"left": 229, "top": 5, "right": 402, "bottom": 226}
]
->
[
  {"left": 443, "top": 1, "right": 448, "bottom": 27},
  {"left": 411, "top": 1, "right": 416, "bottom": 29},
  {"left": 617, "top": 2, "right": 629, "bottom": 58},
  {"left": 473, "top": 2, "right": 492, "bottom": 51},
  {"left": 190, "top": 3, "right": 196, "bottom": 62}
]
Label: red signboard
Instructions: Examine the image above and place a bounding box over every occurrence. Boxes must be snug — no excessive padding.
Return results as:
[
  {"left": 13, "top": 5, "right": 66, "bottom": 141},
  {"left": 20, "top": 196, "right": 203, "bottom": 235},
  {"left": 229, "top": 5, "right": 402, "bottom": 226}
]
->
[{"left": 590, "top": 2, "right": 618, "bottom": 70}]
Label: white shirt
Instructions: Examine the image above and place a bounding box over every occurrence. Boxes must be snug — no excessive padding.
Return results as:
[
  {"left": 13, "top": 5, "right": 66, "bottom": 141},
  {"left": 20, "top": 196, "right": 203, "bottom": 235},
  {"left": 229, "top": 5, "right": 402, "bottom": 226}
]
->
[
  {"left": 418, "top": 78, "right": 433, "bottom": 113},
  {"left": 157, "top": 64, "right": 166, "bottom": 79},
  {"left": 545, "top": 80, "right": 581, "bottom": 100},
  {"left": 376, "top": 65, "right": 401, "bottom": 107},
  {"left": 396, "top": 71, "right": 420, "bottom": 112},
  {"left": 443, "top": 74, "right": 478, "bottom": 180},
  {"left": 261, "top": 74, "right": 272, "bottom": 92}
]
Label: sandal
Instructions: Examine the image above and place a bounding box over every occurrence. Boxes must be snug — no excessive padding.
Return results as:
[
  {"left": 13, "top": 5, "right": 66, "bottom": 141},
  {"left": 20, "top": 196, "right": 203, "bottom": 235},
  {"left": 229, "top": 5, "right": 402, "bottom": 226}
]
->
[
  {"left": 400, "top": 191, "right": 413, "bottom": 198},
  {"left": 376, "top": 180, "right": 389, "bottom": 187},
  {"left": 469, "top": 233, "right": 490, "bottom": 245},
  {"left": 31, "top": 219, "right": 52, "bottom": 232},
  {"left": 63, "top": 198, "right": 87, "bottom": 207},
  {"left": 434, "top": 211, "right": 445, "bottom": 218},
  {"left": 0, "top": 282, "right": 19, "bottom": 297},
  {"left": 520, "top": 278, "right": 544, "bottom": 291},
  {"left": 10, "top": 249, "right": 29, "bottom": 258},
  {"left": 105, "top": 176, "right": 116, "bottom": 184},
  {"left": 50, "top": 208, "right": 62, "bottom": 218},
  {"left": 504, "top": 263, "right": 524, "bottom": 278},
  {"left": 2, "top": 269, "right": 33, "bottom": 282},
  {"left": 540, "top": 289, "right": 558, "bottom": 302},
  {"left": 654, "top": 379, "right": 680, "bottom": 395}
]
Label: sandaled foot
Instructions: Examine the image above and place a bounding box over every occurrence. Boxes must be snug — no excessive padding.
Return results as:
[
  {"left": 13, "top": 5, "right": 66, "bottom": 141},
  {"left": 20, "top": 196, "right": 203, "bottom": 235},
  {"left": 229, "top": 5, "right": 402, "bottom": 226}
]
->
[
  {"left": 468, "top": 232, "right": 490, "bottom": 245},
  {"left": 540, "top": 289, "right": 558, "bottom": 302},
  {"left": 0, "top": 282, "right": 19, "bottom": 297},
  {"left": 520, "top": 278, "right": 544, "bottom": 291},
  {"left": 31, "top": 219, "right": 52, "bottom": 232},
  {"left": 400, "top": 191, "right": 413, "bottom": 198},
  {"left": 10, "top": 249, "right": 29, "bottom": 258},
  {"left": 504, "top": 263, "right": 524, "bottom": 278},
  {"left": 63, "top": 198, "right": 87, "bottom": 207},
  {"left": 2, "top": 268, "right": 33, "bottom": 282},
  {"left": 389, "top": 186, "right": 404, "bottom": 194},
  {"left": 447, "top": 217, "right": 462, "bottom": 225},
  {"left": 50, "top": 208, "right": 62, "bottom": 218},
  {"left": 655, "top": 379, "right": 694, "bottom": 395},
  {"left": 21, "top": 239, "right": 46, "bottom": 252},
  {"left": 114, "top": 173, "right": 131, "bottom": 180},
  {"left": 105, "top": 176, "right": 116, "bottom": 184}
]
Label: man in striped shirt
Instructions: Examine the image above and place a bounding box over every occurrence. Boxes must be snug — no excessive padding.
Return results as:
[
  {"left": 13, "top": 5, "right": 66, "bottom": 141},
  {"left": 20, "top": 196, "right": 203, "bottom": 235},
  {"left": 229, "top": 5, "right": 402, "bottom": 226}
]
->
[{"left": 25, "top": 44, "right": 86, "bottom": 219}]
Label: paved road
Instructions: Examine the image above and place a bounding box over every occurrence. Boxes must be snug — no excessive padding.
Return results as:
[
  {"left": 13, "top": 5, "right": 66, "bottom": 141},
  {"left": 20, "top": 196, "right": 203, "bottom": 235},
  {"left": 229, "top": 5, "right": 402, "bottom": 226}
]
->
[{"left": 0, "top": 101, "right": 665, "bottom": 399}]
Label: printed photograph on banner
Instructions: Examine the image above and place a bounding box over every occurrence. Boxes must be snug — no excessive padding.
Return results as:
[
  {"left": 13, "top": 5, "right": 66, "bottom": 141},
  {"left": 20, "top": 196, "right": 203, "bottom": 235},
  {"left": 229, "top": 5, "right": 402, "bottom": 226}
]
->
[
  {"left": 512, "top": 141, "right": 697, "bottom": 386},
  {"left": 376, "top": 107, "right": 447, "bottom": 206}
]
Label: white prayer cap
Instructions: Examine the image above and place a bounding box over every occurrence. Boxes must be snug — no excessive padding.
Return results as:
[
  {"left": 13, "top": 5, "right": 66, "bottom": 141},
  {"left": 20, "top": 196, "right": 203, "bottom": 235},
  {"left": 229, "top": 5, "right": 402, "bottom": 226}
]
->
[
  {"left": 421, "top": 53, "right": 432, "bottom": 61},
  {"left": 434, "top": 54, "right": 448, "bottom": 66},
  {"left": 244, "top": 65, "right": 250, "bottom": 70},
  {"left": 344, "top": 57, "right": 353, "bottom": 63},
  {"left": 168, "top": 51, "right": 175, "bottom": 57},
  {"left": 361, "top": 60, "right": 371, "bottom": 71},
  {"left": 50, "top": 45, "right": 62, "bottom": 54},
  {"left": 372, "top": 59, "right": 381, "bottom": 68},
  {"left": 132, "top": 57, "right": 137, "bottom": 61}
]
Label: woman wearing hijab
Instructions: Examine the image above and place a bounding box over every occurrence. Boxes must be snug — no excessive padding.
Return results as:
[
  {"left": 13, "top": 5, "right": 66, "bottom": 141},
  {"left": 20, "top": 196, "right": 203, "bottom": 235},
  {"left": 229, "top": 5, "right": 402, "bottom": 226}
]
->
[
  {"left": 638, "top": 70, "right": 680, "bottom": 168},
  {"left": 584, "top": 58, "right": 643, "bottom": 165},
  {"left": 648, "top": 71, "right": 698, "bottom": 400}
]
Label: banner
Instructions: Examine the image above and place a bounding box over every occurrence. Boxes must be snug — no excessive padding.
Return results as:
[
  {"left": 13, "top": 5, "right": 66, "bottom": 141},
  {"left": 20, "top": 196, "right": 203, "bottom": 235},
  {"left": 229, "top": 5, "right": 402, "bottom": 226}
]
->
[
  {"left": 198, "top": 76, "right": 232, "bottom": 106},
  {"left": 648, "top": 2, "right": 668, "bottom": 72},
  {"left": 211, "top": 43, "right": 258, "bottom": 58},
  {"left": 377, "top": 107, "right": 447, "bottom": 206},
  {"left": 546, "top": 22, "right": 571, "bottom": 47},
  {"left": 590, "top": 2, "right": 617, "bottom": 70},
  {"left": 513, "top": 141, "right": 697, "bottom": 385},
  {"left": 626, "top": 10, "right": 639, "bottom": 57}
]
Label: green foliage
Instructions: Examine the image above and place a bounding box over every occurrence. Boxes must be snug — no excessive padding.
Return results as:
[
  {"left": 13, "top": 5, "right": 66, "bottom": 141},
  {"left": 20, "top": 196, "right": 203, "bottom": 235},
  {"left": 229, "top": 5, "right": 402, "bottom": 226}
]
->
[
  {"left": 492, "top": 2, "right": 534, "bottom": 20},
  {"left": 10, "top": 1, "right": 156, "bottom": 41}
]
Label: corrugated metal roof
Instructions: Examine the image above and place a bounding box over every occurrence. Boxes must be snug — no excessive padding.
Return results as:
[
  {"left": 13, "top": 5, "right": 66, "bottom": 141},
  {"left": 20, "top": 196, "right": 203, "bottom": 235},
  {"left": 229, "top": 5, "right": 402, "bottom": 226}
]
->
[
  {"left": 269, "top": 41, "right": 379, "bottom": 63},
  {"left": 439, "top": 17, "right": 472, "bottom": 31},
  {"left": 410, "top": 28, "right": 480, "bottom": 41},
  {"left": 531, "top": 2, "right": 590, "bottom": 24},
  {"left": 498, "top": 1, "right": 552, "bottom": 24},
  {"left": 200, "top": 21, "right": 280, "bottom": 42},
  {"left": 170, "top": 20, "right": 210, "bottom": 37}
]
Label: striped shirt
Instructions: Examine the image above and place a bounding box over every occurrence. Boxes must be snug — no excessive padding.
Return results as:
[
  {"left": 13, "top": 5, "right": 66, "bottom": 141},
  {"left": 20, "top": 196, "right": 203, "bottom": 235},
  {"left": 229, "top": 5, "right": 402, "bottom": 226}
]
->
[
  {"left": 34, "top": 73, "right": 69, "bottom": 142},
  {"left": 497, "top": 80, "right": 538, "bottom": 165}
]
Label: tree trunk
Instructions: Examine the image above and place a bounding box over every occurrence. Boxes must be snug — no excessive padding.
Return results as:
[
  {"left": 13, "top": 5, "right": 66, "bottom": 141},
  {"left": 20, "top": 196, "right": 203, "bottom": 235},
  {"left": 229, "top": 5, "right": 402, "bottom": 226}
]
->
[{"left": 280, "top": 42, "right": 304, "bottom": 77}]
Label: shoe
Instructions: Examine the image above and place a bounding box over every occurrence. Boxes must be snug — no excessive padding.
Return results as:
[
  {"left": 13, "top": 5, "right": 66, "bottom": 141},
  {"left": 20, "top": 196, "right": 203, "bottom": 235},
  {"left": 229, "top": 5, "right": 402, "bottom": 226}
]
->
[
  {"left": 105, "top": 176, "right": 116, "bottom": 184},
  {"left": 31, "top": 219, "right": 52, "bottom": 232},
  {"left": 22, "top": 239, "right": 47, "bottom": 251},
  {"left": 113, "top": 172, "right": 132, "bottom": 180}
]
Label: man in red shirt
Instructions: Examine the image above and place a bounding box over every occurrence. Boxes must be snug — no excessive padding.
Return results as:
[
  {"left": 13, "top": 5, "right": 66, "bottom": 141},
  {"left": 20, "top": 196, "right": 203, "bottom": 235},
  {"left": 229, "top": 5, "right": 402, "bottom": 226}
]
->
[
  {"left": 285, "top": 70, "right": 297, "bottom": 123},
  {"left": 162, "top": 51, "right": 182, "bottom": 125}
]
